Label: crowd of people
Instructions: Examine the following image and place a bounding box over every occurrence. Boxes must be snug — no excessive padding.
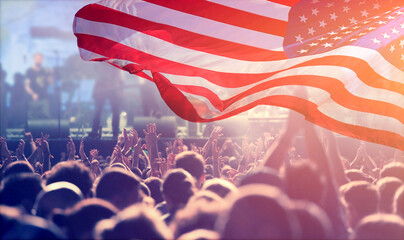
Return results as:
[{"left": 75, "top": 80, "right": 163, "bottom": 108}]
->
[{"left": 0, "top": 109, "right": 403, "bottom": 239}]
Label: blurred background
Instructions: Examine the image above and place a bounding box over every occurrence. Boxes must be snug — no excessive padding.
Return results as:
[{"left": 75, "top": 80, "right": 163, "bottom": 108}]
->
[
  {"left": 0, "top": 0, "right": 289, "bottom": 141},
  {"left": 0, "top": 0, "right": 396, "bottom": 161}
]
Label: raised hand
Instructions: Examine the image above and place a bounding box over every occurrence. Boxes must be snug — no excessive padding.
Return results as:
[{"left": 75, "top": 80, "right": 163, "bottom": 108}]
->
[
  {"left": 16, "top": 139, "right": 26, "bottom": 160},
  {"left": 90, "top": 149, "right": 99, "bottom": 160},
  {"left": 0, "top": 136, "right": 11, "bottom": 160},
  {"left": 210, "top": 126, "right": 224, "bottom": 140},
  {"left": 212, "top": 139, "right": 221, "bottom": 178},
  {"left": 143, "top": 123, "right": 161, "bottom": 160},
  {"left": 67, "top": 136, "right": 76, "bottom": 160}
]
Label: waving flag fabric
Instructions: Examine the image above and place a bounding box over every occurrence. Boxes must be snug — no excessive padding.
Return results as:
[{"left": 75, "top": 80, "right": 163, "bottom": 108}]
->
[{"left": 74, "top": 0, "right": 404, "bottom": 150}]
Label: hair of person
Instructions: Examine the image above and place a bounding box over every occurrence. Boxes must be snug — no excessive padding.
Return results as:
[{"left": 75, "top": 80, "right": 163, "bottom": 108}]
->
[
  {"left": 292, "top": 200, "right": 333, "bottom": 240},
  {"left": 353, "top": 213, "right": 404, "bottom": 240},
  {"left": 217, "top": 184, "right": 300, "bottom": 240},
  {"left": 380, "top": 162, "right": 404, "bottom": 182},
  {"left": 32, "top": 181, "right": 84, "bottom": 219},
  {"left": 172, "top": 198, "right": 225, "bottom": 238},
  {"left": 237, "top": 166, "right": 284, "bottom": 190},
  {"left": 394, "top": 185, "right": 404, "bottom": 218},
  {"left": 345, "top": 169, "right": 375, "bottom": 183},
  {"left": 340, "top": 181, "right": 379, "bottom": 227},
  {"left": 95, "top": 168, "right": 141, "bottom": 210},
  {"left": 162, "top": 169, "right": 196, "bottom": 209},
  {"left": 46, "top": 161, "right": 93, "bottom": 198},
  {"left": 177, "top": 229, "right": 220, "bottom": 240},
  {"left": 376, "top": 177, "right": 403, "bottom": 213},
  {"left": 3, "top": 161, "right": 34, "bottom": 178},
  {"left": 283, "top": 160, "right": 325, "bottom": 204},
  {"left": 0, "top": 205, "right": 65, "bottom": 239},
  {"left": 0, "top": 173, "right": 43, "bottom": 214},
  {"left": 97, "top": 204, "right": 173, "bottom": 240},
  {"left": 144, "top": 177, "right": 164, "bottom": 204},
  {"left": 201, "top": 178, "right": 238, "bottom": 199},
  {"left": 65, "top": 198, "right": 118, "bottom": 239},
  {"left": 139, "top": 182, "right": 151, "bottom": 197},
  {"left": 174, "top": 151, "right": 205, "bottom": 181}
]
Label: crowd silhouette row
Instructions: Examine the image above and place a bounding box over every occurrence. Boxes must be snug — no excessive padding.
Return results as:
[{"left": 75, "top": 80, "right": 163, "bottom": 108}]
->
[{"left": 1, "top": 110, "right": 403, "bottom": 239}]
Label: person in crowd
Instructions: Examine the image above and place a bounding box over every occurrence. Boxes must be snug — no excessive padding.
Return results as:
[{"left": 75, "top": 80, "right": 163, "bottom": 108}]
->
[
  {"left": 25, "top": 53, "right": 53, "bottom": 119},
  {"left": 88, "top": 65, "right": 123, "bottom": 138},
  {"left": 0, "top": 116, "right": 403, "bottom": 240}
]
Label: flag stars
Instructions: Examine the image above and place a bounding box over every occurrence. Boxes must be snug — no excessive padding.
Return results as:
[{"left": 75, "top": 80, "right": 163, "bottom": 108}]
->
[
  {"left": 373, "top": 3, "right": 380, "bottom": 10},
  {"left": 319, "top": 20, "right": 327, "bottom": 28},
  {"left": 386, "top": 16, "right": 395, "bottom": 20},
  {"left": 343, "top": 6, "right": 350, "bottom": 13},
  {"left": 349, "top": 18, "right": 357, "bottom": 24},
  {"left": 298, "top": 49, "right": 308, "bottom": 54},
  {"left": 349, "top": 38, "right": 357, "bottom": 42},
  {"left": 339, "top": 25, "right": 348, "bottom": 31},
  {"left": 311, "top": 0, "right": 319, "bottom": 3},
  {"left": 344, "top": 0, "right": 351, "bottom": 2},
  {"left": 378, "top": 20, "right": 386, "bottom": 25},
  {"left": 327, "top": 3, "right": 335, "bottom": 8},
  {"left": 353, "top": 26, "right": 360, "bottom": 30},
  {"left": 382, "top": 33, "right": 391, "bottom": 39},
  {"left": 309, "top": 42, "right": 319, "bottom": 47},
  {"left": 308, "top": 27, "right": 316, "bottom": 35},
  {"left": 332, "top": 36, "right": 342, "bottom": 41},
  {"left": 319, "top": 37, "right": 328, "bottom": 41},
  {"left": 397, "top": 11, "right": 403, "bottom": 15},
  {"left": 391, "top": 28, "right": 399, "bottom": 34},
  {"left": 358, "top": 32, "right": 366, "bottom": 37},
  {"left": 401, "top": 54, "right": 404, "bottom": 62},
  {"left": 363, "top": 20, "right": 371, "bottom": 24},
  {"left": 300, "top": 15, "right": 308, "bottom": 23},
  {"left": 328, "top": 31, "right": 337, "bottom": 35},
  {"left": 312, "top": 8, "right": 319, "bottom": 16},
  {"left": 322, "top": 42, "right": 333, "bottom": 48},
  {"left": 389, "top": 44, "right": 395, "bottom": 53},
  {"left": 368, "top": 26, "right": 376, "bottom": 31},
  {"left": 373, "top": 16, "right": 380, "bottom": 19},
  {"left": 371, "top": 38, "right": 381, "bottom": 45},
  {"left": 343, "top": 31, "right": 352, "bottom": 35},
  {"left": 359, "top": 1, "right": 365, "bottom": 5},
  {"left": 361, "top": 10, "right": 369, "bottom": 18},
  {"left": 295, "top": 35, "right": 304, "bottom": 43},
  {"left": 330, "top": 13, "right": 338, "bottom": 21},
  {"left": 400, "top": 23, "right": 404, "bottom": 29},
  {"left": 400, "top": 40, "right": 404, "bottom": 48}
]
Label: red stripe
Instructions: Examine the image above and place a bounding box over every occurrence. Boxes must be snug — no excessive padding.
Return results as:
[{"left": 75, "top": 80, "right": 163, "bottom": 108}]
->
[
  {"left": 142, "top": 0, "right": 288, "bottom": 36},
  {"left": 76, "top": 33, "right": 403, "bottom": 97},
  {"left": 154, "top": 72, "right": 404, "bottom": 150},
  {"left": 75, "top": 4, "right": 287, "bottom": 61},
  {"left": 174, "top": 75, "right": 404, "bottom": 124},
  {"left": 266, "top": 0, "right": 301, "bottom": 7}
]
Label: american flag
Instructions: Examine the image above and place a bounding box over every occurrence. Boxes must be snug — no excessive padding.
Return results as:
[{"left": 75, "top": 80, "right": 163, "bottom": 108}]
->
[{"left": 73, "top": 0, "right": 404, "bottom": 150}]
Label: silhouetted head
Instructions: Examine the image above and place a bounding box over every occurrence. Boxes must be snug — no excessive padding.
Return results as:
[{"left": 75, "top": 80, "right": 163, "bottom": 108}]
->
[
  {"left": 376, "top": 177, "right": 403, "bottom": 213},
  {"left": 3, "top": 161, "right": 34, "bottom": 178},
  {"left": 46, "top": 161, "right": 93, "bottom": 198},
  {"left": 394, "top": 185, "right": 404, "bottom": 218},
  {"left": 175, "top": 151, "right": 205, "bottom": 186},
  {"left": 238, "top": 167, "right": 284, "bottom": 190},
  {"left": 202, "top": 178, "right": 238, "bottom": 198},
  {"left": 218, "top": 184, "right": 300, "bottom": 239},
  {"left": 95, "top": 204, "right": 172, "bottom": 240},
  {"left": 340, "top": 181, "right": 379, "bottom": 228},
  {"left": 0, "top": 173, "right": 43, "bottom": 213},
  {"left": 353, "top": 213, "right": 404, "bottom": 240},
  {"left": 380, "top": 162, "right": 404, "bottom": 182},
  {"left": 33, "top": 181, "right": 84, "bottom": 219},
  {"left": 162, "top": 169, "right": 196, "bottom": 213},
  {"left": 144, "top": 177, "right": 164, "bottom": 204},
  {"left": 95, "top": 168, "right": 141, "bottom": 210}
]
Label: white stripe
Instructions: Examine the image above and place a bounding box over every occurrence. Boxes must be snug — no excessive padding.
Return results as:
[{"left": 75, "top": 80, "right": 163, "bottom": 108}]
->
[
  {"left": 163, "top": 65, "right": 404, "bottom": 110},
  {"left": 180, "top": 86, "right": 404, "bottom": 137},
  {"left": 96, "top": 0, "right": 285, "bottom": 51},
  {"left": 206, "top": 0, "right": 290, "bottom": 21},
  {"left": 75, "top": 17, "right": 404, "bottom": 83}
]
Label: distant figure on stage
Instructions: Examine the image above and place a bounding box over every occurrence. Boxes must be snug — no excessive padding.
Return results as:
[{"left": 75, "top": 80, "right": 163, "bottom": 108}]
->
[
  {"left": 89, "top": 65, "right": 123, "bottom": 138},
  {"left": 25, "top": 53, "right": 53, "bottom": 119}
]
